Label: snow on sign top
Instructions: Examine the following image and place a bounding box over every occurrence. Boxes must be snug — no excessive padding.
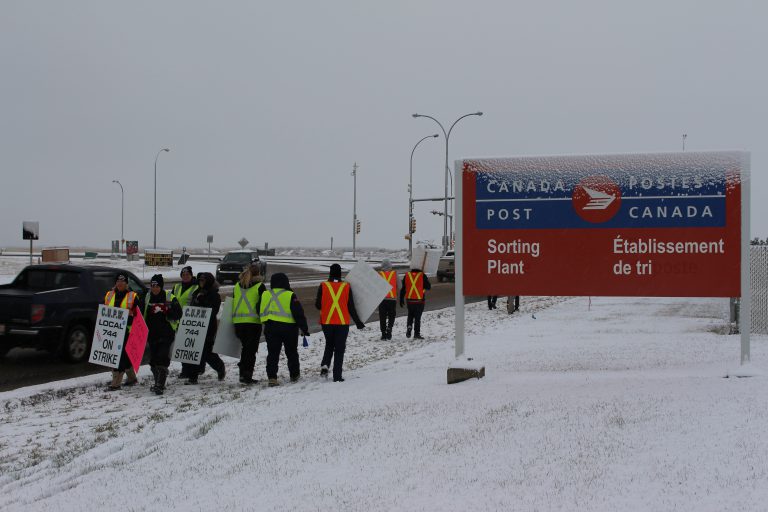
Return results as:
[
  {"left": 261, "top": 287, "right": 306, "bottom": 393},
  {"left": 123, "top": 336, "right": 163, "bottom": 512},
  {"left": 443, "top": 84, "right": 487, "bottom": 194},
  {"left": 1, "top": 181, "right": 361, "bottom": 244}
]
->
[{"left": 460, "top": 151, "right": 749, "bottom": 298}]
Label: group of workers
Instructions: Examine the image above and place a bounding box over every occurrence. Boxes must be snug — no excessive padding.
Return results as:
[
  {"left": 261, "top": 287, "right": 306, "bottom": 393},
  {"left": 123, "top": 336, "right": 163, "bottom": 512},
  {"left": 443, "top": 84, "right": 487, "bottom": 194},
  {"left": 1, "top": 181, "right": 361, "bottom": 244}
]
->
[{"left": 102, "top": 259, "right": 432, "bottom": 393}]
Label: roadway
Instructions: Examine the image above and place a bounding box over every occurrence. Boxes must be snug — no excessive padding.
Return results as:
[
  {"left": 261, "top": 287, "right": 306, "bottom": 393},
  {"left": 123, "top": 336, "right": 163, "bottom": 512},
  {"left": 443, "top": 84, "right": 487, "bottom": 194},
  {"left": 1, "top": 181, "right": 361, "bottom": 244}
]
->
[{"left": 0, "top": 265, "right": 478, "bottom": 392}]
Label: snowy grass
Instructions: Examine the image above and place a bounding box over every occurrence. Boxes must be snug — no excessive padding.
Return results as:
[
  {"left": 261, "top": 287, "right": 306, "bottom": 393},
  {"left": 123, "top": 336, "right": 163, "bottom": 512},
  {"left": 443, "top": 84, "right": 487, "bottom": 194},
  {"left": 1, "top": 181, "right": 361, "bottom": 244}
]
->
[{"left": 1, "top": 296, "right": 766, "bottom": 511}]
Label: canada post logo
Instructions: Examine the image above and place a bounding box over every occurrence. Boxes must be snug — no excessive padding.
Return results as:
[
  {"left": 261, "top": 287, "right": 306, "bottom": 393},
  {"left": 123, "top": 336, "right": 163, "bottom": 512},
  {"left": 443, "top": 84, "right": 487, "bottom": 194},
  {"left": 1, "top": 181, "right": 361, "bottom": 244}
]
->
[{"left": 572, "top": 176, "right": 622, "bottom": 224}]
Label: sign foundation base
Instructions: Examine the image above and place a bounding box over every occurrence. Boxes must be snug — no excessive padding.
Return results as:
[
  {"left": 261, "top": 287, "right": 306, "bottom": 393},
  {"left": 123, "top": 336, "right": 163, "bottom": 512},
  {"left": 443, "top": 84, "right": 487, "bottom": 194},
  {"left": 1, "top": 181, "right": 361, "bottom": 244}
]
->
[{"left": 447, "top": 364, "right": 485, "bottom": 384}]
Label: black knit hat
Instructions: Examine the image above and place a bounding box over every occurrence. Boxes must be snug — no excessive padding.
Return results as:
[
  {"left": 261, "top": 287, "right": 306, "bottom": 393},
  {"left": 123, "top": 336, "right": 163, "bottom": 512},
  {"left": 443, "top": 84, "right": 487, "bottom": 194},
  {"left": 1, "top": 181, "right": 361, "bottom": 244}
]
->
[
  {"left": 150, "top": 274, "right": 164, "bottom": 287},
  {"left": 329, "top": 264, "right": 342, "bottom": 280},
  {"left": 180, "top": 266, "right": 193, "bottom": 277},
  {"left": 115, "top": 273, "right": 128, "bottom": 282}
]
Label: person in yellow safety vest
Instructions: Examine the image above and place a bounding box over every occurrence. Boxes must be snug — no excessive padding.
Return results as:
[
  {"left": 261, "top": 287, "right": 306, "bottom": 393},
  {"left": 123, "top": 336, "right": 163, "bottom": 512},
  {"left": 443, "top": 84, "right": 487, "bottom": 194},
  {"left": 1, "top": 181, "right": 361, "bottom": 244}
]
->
[
  {"left": 399, "top": 264, "right": 431, "bottom": 340},
  {"left": 143, "top": 274, "right": 182, "bottom": 395},
  {"left": 232, "top": 263, "right": 266, "bottom": 384},
  {"left": 259, "top": 272, "right": 309, "bottom": 387},
  {"left": 104, "top": 273, "right": 144, "bottom": 391},
  {"left": 377, "top": 259, "right": 397, "bottom": 341},
  {"left": 174, "top": 266, "right": 201, "bottom": 380},
  {"left": 314, "top": 264, "right": 365, "bottom": 382}
]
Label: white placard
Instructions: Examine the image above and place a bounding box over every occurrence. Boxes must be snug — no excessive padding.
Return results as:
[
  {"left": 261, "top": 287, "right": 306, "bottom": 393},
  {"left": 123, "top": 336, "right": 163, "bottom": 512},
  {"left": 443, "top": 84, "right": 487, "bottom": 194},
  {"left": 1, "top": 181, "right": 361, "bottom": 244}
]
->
[
  {"left": 171, "top": 306, "right": 212, "bottom": 364},
  {"left": 213, "top": 297, "right": 242, "bottom": 358},
  {"left": 345, "top": 261, "right": 393, "bottom": 323},
  {"left": 410, "top": 246, "right": 442, "bottom": 275},
  {"left": 89, "top": 305, "right": 129, "bottom": 369}
]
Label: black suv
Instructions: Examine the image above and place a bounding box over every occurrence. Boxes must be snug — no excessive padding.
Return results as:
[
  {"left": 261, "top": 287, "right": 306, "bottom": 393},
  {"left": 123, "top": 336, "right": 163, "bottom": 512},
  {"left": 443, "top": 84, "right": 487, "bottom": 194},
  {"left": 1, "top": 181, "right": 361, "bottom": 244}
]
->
[
  {"left": 0, "top": 265, "right": 147, "bottom": 362},
  {"left": 216, "top": 251, "right": 268, "bottom": 284}
]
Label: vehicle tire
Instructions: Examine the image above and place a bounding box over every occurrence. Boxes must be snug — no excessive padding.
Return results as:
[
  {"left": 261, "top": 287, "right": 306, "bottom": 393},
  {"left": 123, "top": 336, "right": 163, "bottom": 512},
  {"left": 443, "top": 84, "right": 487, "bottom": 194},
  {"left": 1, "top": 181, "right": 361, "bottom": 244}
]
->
[{"left": 61, "top": 323, "right": 92, "bottom": 363}]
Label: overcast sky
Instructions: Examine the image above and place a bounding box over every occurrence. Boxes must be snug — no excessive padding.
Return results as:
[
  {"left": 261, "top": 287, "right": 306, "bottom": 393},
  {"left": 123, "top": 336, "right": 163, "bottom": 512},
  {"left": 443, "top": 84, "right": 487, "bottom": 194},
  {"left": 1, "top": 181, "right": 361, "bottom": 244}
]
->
[{"left": 1, "top": 1, "right": 765, "bottom": 250}]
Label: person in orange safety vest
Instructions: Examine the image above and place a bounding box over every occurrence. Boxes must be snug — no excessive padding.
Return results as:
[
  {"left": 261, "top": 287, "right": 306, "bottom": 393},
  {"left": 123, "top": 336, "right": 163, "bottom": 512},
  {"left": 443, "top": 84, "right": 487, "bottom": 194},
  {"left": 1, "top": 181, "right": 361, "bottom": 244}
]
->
[
  {"left": 104, "top": 273, "right": 144, "bottom": 391},
  {"left": 377, "top": 258, "right": 397, "bottom": 340},
  {"left": 399, "top": 264, "right": 431, "bottom": 340},
  {"left": 314, "top": 264, "right": 364, "bottom": 382}
]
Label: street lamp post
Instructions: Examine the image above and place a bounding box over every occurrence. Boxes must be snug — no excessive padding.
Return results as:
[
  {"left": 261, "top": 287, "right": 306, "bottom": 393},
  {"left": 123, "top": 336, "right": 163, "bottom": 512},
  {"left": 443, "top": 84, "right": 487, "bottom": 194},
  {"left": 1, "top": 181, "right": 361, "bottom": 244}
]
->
[
  {"left": 352, "top": 162, "right": 358, "bottom": 258},
  {"left": 682, "top": 133, "right": 687, "bottom": 151},
  {"left": 112, "top": 180, "right": 124, "bottom": 253},
  {"left": 154, "top": 148, "right": 170, "bottom": 249},
  {"left": 409, "top": 134, "right": 439, "bottom": 258},
  {"left": 412, "top": 111, "right": 483, "bottom": 254}
]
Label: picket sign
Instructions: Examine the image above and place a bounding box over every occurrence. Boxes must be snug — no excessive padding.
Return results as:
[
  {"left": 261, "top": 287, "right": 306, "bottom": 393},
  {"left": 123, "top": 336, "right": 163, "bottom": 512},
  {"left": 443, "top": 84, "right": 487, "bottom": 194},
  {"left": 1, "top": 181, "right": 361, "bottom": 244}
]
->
[
  {"left": 410, "top": 246, "right": 441, "bottom": 275},
  {"left": 171, "top": 306, "right": 212, "bottom": 364},
  {"left": 345, "top": 261, "right": 392, "bottom": 323},
  {"left": 212, "top": 297, "right": 242, "bottom": 358},
  {"left": 88, "top": 304, "right": 129, "bottom": 369},
  {"left": 125, "top": 310, "right": 149, "bottom": 373}
]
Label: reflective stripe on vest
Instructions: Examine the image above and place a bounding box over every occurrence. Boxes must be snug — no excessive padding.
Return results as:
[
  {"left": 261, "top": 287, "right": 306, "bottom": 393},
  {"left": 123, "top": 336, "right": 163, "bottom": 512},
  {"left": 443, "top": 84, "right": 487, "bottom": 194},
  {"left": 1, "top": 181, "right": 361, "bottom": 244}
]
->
[
  {"left": 405, "top": 272, "right": 424, "bottom": 300},
  {"left": 259, "top": 289, "right": 295, "bottom": 324},
  {"left": 321, "top": 281, "right": 350, "bottom": 325},
  {"left": 143, "top": 290, "right": 179, "bottom": 331},
  {"left": 104, "top": 290, "right": 137, "bottom": 310},
  {"left": 233, "top": 283, "right": 262, "bottom": 324},
  {"left": 173, "top": 283, "right": 199, "bottom": 309},
  {"left": 379, "top": 270, "right": 396, "bottom": 299}
]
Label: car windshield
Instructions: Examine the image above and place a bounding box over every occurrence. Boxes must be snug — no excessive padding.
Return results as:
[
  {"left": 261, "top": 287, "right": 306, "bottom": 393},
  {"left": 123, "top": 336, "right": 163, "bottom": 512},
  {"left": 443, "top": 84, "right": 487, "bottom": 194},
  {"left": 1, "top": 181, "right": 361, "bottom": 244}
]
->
[
  {"left": 223, "top": 253, "right": 253, "bottom": 263},
  {"left": 12, "top": 269, "right": 81, "bottom": 290}
]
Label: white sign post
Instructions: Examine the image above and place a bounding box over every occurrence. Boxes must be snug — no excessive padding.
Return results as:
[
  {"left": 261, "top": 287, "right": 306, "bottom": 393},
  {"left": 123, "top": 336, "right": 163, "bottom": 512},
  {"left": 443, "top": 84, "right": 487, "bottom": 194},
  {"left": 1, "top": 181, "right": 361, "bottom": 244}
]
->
[
  {"left": 89, "top": 305, "right": 129, "bottom": 369},
  {"left": 213, "top": 297, "right": 243, "bottom": 358},
  {"left": 171, "top": 306, "right": 212, "bottom": 364},
  {"left": 345, "top": 261, "right": 393, "bottom": 322}
]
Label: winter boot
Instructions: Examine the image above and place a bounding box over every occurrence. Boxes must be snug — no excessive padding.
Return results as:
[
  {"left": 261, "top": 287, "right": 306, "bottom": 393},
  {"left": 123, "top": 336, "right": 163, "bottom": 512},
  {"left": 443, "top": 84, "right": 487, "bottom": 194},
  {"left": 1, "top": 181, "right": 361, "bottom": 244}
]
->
[
  {"left": 155, "top": 368, "right": 168, "bottom": 395},
  {"left": 217, "top": 366, "right": 226, "bottom": 381},
  {"left": 268, "top": 378, "right": 280, "bottom": 387},
  {"left": 386, "top": 328, "right": 392, "bottom": 340},
  {"left": 406, "top": 325, "right": 412, "bottom": 338},
  {"left": 149, "top": 366, "right": 159, "bottom": 393},
  {"left": 414, "top": 333, "right": 424, "bottom": 340},
  {"left": 108, "top": 371, "right": 123, "bottom": 391},
  {"left": 124, "top": 367, "right": 138, "bottom": 386},
  {"left": 290, "top": 372, "right": 301, "bottom": 383},
  {"left": 185, "top": 374, "right": 199, "bottom": 385},
  {"left": 320, "top": 365, "right": 329, "bottom": 378}
]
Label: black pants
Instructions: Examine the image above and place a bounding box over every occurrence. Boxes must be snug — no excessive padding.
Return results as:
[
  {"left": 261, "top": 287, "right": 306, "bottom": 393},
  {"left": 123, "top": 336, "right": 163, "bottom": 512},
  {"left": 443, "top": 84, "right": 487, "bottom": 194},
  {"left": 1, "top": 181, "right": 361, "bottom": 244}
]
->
[
  {"left": 264, "top": 321, "right": 300, "bottom": 380},
  {"left": 117, "top": 330, "right": 132, "bottom": 371},
  {"left": 406, "top": 302, "right": 425, "bottom": 335},
  {"left": 148, "top": 336, "right": 173, "bottom": 368},
  {"left": 378, "top": 300, "right": 396, "bottom": 335},
  {"left": 321, "top": 324, "right": 350, "bottom": 380},
  {"left": 235, "top": 323, "right": 262, "bottom": 380},
  {"left": 506, "top": 296, "right": 520, "bottom": 313},
  {"left": 487, "top": 296, "right": 498, "bottom": 309},
  {"left": 196, "top": 334, "right": 225, "bottom": 375}
]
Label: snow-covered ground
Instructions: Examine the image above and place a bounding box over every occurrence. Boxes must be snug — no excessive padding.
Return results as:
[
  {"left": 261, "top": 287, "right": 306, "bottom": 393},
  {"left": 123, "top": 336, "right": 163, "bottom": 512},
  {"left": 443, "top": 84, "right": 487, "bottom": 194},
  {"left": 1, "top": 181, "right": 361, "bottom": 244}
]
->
[{"left": 1, "top": 296, "right": 766, "bottom": 511}]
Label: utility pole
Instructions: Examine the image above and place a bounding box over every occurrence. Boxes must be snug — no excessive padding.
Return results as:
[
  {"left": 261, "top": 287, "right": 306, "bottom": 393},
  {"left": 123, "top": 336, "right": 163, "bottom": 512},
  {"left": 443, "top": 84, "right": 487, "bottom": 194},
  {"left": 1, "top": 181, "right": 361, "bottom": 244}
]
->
[
  {"left": 682, "top": 133, "right": 687, "bottom": 151},
  {"left": 352, "top": 162, "right": 358, "bottom": 258}
]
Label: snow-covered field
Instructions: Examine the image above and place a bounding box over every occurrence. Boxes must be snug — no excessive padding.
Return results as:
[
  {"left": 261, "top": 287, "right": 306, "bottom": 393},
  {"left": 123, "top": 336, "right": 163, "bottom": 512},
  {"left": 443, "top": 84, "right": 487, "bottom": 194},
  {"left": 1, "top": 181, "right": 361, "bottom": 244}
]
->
[
  {"left": 1, "top": 296, "right": 766, "bottom": 511},
  {"left": 0, "top": 256, "right": 219, "bottom": 285}
]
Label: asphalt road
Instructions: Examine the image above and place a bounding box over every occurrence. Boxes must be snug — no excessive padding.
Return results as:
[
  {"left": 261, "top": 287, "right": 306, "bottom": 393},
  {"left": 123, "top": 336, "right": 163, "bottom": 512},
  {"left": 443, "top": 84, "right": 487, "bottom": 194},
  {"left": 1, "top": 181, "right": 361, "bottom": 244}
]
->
[{"left": 0, "top": 268, "right": 479, "bottom": 392}]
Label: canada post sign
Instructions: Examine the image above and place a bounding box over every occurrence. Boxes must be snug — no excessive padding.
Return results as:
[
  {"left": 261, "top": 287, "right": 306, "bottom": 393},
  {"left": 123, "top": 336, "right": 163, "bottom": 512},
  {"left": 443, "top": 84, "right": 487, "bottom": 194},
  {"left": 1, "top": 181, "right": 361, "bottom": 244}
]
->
[{"left": 461, "top": 151, "right": 747, "bottom": 297}]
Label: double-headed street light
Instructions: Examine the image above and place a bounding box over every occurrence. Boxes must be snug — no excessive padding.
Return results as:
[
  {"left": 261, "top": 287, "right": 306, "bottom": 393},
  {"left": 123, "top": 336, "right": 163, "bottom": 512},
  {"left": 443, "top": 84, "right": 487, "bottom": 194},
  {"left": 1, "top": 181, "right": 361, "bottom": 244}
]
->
[
  {"left": 111, "top": 180, "right": 124, "bottom": 253},
  {"left": 412, "top": 111, "right": 483, "bottom": 253},
  {"left": 409, "top": 134, "right": 439, "bottom": 258},
  {"left": 154, "top": 148, "right": 170, "bottom": 249}
]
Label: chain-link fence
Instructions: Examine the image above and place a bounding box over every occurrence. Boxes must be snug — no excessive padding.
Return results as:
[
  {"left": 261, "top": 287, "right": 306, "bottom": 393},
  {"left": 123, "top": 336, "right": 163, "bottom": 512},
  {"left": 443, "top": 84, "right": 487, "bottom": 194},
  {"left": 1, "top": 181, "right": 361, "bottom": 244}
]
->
[{"left": 751, "top": 245, "right": 768, "bottom": 334}]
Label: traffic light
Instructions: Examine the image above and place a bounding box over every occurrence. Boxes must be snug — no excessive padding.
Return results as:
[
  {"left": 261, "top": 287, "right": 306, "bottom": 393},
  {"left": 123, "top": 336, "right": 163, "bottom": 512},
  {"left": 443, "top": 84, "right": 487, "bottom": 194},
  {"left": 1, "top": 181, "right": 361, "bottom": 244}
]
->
[
  {"left": 355, "top": 220, "right": 361, "bottom": 234},
  {"left": 410, "top": 217, "right": 416, "bottom": 234}
]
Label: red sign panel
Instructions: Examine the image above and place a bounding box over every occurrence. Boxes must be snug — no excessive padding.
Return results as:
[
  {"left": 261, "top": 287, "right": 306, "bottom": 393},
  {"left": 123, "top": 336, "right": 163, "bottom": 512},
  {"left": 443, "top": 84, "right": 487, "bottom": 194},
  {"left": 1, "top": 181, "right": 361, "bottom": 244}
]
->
[{"left": 461, "top": 152, "right": 747, "bottom": 297}]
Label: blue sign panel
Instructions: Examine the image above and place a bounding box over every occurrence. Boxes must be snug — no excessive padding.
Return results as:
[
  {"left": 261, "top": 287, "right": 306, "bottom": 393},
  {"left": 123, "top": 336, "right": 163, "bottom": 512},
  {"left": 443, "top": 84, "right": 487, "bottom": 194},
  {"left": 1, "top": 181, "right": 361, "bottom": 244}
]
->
[{"left": 474, "top": 166, "right": 728, "bottom": 230}]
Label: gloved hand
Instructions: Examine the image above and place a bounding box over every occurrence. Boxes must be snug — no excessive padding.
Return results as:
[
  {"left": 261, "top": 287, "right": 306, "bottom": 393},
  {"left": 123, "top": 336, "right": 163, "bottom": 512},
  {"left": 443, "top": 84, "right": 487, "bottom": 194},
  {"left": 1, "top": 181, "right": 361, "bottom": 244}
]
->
[{"left": 356, "top": 322, "right": 365, "bottom": 330}]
